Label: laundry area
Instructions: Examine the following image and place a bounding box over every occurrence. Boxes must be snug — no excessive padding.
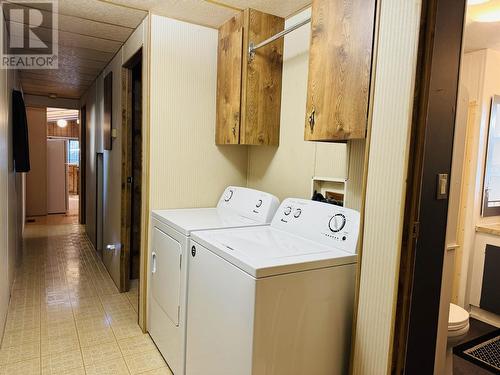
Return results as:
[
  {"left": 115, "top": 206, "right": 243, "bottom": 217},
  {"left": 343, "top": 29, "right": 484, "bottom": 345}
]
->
[{"left": 0, "top": 0, "right": 498, "bottom": 374}]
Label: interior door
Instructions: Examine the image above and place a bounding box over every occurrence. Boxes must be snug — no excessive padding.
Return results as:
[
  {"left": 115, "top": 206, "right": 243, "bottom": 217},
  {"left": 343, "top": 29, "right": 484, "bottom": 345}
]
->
[{"left": 47, "top": 139, "right": 68, "bottom": 214}]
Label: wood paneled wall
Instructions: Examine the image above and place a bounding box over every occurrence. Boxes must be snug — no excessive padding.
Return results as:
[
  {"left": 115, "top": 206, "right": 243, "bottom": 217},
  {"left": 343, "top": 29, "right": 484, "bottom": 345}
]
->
[
  {"left": 47, "top": 120, "right": 79, "bottom": 138},
  {"left": 68, "top": 165, "right": 79, "bottom": 195}
]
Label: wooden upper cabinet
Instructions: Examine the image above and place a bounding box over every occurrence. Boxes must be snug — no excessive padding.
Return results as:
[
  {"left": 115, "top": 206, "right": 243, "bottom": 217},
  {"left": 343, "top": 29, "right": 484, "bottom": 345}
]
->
[
  {"left": 304, "top": 0, "right": 376, "bottom": 141},
  {"left": 216, "top": 14, "right": 243, "bottom": 145},
  {"left": 216, "top": 9, "right": 284, "bottom": 145}
]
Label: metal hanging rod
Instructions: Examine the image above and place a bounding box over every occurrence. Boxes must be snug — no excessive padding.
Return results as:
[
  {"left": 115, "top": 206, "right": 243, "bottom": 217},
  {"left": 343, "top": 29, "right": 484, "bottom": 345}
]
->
[{"left": 248, "top": 16, "right": 311, "bottom": 59}]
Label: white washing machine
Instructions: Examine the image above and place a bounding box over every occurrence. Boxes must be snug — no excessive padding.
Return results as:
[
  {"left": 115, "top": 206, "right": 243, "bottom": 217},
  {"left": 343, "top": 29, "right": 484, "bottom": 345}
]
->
[
  {"left": 148, "top": 187, "right": 279, "bottom": 375},
  {"left": 186, "top": 198, "right": 360, "bottom": 375}
]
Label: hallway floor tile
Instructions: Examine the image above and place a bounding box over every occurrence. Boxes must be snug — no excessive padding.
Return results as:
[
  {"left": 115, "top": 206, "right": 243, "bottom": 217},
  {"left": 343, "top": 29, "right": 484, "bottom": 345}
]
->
[{"left": 0, "top": 224, "right": 172, "bottom": 375}]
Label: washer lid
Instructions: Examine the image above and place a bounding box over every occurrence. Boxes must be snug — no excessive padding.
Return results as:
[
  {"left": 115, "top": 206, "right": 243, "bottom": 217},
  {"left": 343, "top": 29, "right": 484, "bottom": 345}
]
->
[
  {"left": 448, "top": 303, "right": 469, "bottom": 330},
  {"left": 152, "top": 208, "right": 260, "bottom": 236},
  {"left": 191, "top": 226, "right": 357, "bottom": 278}
]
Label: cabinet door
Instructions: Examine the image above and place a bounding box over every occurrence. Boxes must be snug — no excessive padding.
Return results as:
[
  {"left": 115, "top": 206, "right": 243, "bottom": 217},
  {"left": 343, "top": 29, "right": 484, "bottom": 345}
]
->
[
  {"left": 241, "top": 9, "right": 284, "bottom": 146},
  {"left": 215, "top": 14, "right": 243, "bottom": 145},
  {"left": 305, "top": 0, "right": 375, "bottom": 141}
]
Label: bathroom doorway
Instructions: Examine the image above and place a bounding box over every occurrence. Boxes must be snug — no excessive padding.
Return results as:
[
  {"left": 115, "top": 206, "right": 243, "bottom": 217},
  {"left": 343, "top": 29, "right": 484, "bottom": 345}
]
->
[{"left": 393, "top": 1, "right": 500, "bottom": 374}]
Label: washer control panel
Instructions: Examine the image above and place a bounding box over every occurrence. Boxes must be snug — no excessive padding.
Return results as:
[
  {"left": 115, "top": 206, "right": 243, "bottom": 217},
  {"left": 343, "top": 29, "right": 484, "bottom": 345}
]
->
[
  {"left": 271, "top": 198, "right": 360, "bottom": 254},
  {"left": 217, "top": 186, "right": 280, "bottom": 224}
]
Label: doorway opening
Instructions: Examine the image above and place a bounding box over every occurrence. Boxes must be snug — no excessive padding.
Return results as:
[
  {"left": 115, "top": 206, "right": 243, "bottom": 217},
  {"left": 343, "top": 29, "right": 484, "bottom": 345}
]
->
[
  {"left": 121, "top": 49, "right": 143, "bottom": 315},
  {"left": 25, "top": 107, "right": 80, "bottom": 226},
  {"left": 393, "top": 1, "right": 500, "bottom": 374},
  {"left": 47, "top": 108, "right": 80, "bottom": 222}
]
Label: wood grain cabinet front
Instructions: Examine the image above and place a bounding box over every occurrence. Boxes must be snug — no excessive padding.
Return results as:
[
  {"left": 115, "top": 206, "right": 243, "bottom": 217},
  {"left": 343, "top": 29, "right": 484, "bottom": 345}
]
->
[
  {"left": 304, "top": 0, "right": 376, "bottom": 141},
  {"left": 216, "top": 9, "right": 284, "bottom": 146}
]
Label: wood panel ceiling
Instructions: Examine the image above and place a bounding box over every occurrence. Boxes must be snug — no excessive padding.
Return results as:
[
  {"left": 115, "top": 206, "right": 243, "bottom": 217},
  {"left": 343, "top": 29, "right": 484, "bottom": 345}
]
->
[
  {"left": 11, "top": 0, "right": 310, "bottom": 100},
  {"left": 46, "top": 107, "right": 79, "bottom": 121}
]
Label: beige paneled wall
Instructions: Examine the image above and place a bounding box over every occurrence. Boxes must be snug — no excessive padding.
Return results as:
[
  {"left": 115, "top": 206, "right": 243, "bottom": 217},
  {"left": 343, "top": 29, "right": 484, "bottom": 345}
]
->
[
  {"left": 149, "top": 15, "right": 247, "bottom": 210},
  {"left": 82, "top": 82, "right": 97, "bottom": 246},
  {"left": 101, "top": 51, "right": 122, "bottom": 261},
  {"left": 80, "top": 18, "right": 148, "bottom": 253},
  {"left": 0, "top": 13, "right": 21, "bottom": 342},
  {"left": 247, "top": 8, "right": 348, "bottom": 202},
  {"left": 345, "top": 140, "right": 366, "bottom": 213},
  {"left": 352, "top": 0, "right": 422, "bottom": 373},
  {"left": 25, "top": 107, "right": 48, "bottom": 217}
]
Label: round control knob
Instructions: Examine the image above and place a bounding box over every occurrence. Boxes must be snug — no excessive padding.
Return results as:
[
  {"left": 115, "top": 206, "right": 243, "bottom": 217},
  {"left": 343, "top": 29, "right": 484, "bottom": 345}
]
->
[
  {"left": 255, "top": 199, "right": 263, "bottom": 208},
  {"left": 224, "top": 189, "right": 234, "bottom": 202},
  {"left": 293, "top": 208, "right": 302, "bottom": 218},
  {"left": 284, "top": 206, "right": 292, "bottom": 215},
  {"left": 329, "top": 214, "right": 346, "bottom": 233}
]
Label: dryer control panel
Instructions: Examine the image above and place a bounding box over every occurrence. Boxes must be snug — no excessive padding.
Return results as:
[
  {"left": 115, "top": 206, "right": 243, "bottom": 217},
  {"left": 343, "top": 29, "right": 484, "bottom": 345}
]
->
[
  {"left": 271, "top": 198, "right": 360, "bottom": 254},
  {"left": 217, "top": 186, "right": 280, "bottom": 224}
]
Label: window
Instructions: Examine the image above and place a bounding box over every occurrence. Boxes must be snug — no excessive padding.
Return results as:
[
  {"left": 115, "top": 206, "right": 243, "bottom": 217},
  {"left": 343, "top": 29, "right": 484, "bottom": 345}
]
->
[
  {"left": 68, "top": 140, "right": 79, "bottom": 165},
  {"left": 483, "top": 95, "right": 500, "bottom": 216}
]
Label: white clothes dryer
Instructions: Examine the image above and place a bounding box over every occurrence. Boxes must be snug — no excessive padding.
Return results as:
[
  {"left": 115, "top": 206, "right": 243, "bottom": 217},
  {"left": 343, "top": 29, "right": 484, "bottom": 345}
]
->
[{"left": 148, "top": 186, "right": 279, "bottom": 375}]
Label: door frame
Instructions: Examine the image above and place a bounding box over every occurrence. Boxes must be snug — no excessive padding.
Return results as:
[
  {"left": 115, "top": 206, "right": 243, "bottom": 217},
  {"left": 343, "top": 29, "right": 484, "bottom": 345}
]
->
[
  {"left": 79, "top": 106, "right": 86, "bottom": 225},
  {"left": 392, "top": 0, "right": 466, "bottom": 373},
  {"left": 120, "top": 49, "right": 146, "bottom": 302}
]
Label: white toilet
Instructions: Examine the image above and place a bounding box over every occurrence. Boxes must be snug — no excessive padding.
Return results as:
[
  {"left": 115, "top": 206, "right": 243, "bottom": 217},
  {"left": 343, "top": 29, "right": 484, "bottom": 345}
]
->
[
  {"left": 448, "top": 303, "right": 470, "bottom": 341},
  {"left": 446, "top": 303, "right": 470, "bottom": 374}
]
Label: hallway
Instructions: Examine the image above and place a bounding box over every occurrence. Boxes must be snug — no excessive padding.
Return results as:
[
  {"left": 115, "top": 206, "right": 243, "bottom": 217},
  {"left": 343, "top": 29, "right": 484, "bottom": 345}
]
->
[{"left": 0, "top": 223, "right": 171, "bottom": 375}]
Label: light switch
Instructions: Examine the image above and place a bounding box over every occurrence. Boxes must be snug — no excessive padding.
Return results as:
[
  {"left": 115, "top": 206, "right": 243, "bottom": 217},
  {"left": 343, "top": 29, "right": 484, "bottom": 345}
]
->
[{"left": 437, "top": 173, "right": 448, "bottom": 200}]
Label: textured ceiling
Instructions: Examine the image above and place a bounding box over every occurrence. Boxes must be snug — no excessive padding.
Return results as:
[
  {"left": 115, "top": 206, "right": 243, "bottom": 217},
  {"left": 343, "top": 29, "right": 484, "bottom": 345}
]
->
[
  {"left": 101, "top": 0, "right": 311, "bottom": 28},
  {"left": 6, "top": 0, "right": 146, "bottom": 99},
  {"left": 464, "top": 0, "right": 500, "bottom": 52},
  {"left": 12, "top": 0, "right": 310, "bottom": 100}
]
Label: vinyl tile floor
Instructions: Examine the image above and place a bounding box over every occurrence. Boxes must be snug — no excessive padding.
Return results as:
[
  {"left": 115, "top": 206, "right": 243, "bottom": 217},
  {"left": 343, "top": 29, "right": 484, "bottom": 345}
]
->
[{"left": 0, "top": 223, "right": 172, "bottom": 375}]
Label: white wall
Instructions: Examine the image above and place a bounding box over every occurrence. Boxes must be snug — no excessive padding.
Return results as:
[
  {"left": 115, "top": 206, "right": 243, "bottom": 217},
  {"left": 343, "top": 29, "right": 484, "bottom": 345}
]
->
[
  {"left": 246, "top": 8, "right": 348, "bottom": 202},
  {"left": 0, "top": 13, "right": 21, "bottom": 341},
  {"left": 149, "top": 15, "right": 247, "bottom": 210},
  {"left": 456, "top": 50, "right": 500, "bottom": 324},
  {"left": 25, "top": 107, "right": 47, "bottom": 216}
]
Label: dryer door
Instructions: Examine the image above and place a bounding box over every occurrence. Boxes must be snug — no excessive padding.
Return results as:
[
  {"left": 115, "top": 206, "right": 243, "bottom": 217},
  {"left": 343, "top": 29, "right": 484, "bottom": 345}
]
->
[{"left": 151, "top": 227, "right": 182, "bottom": 326}]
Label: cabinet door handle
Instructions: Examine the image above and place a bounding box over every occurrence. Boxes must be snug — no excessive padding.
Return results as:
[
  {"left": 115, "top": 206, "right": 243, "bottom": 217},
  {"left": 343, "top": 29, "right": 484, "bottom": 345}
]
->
[
  {"left": 151, "top": 252, "right": 157, "bottom": 274},
  {"left": 308, "top": 109, "right": 315, "bottom": 131}
]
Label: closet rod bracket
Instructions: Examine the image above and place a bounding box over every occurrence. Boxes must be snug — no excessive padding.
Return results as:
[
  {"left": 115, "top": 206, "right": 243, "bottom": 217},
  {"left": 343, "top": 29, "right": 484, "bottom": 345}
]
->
[{"left": 248, "top": 16, "right": 311, "bottom": 60}]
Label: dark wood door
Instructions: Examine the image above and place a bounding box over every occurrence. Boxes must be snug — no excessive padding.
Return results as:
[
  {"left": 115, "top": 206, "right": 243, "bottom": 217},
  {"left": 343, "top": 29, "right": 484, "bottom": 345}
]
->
[{"left": 130, "top": 60, "right": 142, "bottom": 281}]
